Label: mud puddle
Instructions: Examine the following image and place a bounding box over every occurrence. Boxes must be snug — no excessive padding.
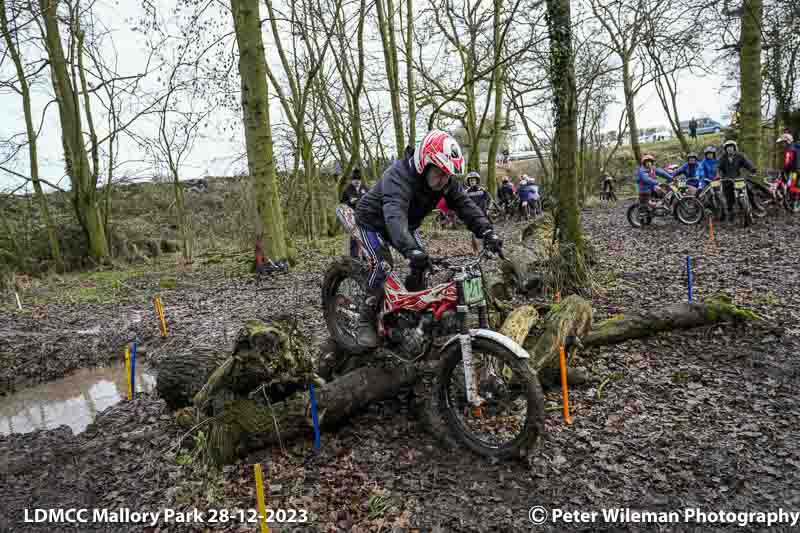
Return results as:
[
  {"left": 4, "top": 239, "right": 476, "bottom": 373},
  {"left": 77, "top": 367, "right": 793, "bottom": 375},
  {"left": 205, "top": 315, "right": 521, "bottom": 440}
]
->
[{"left": 0, "top": 360, "right": 157, "bottom": 436}]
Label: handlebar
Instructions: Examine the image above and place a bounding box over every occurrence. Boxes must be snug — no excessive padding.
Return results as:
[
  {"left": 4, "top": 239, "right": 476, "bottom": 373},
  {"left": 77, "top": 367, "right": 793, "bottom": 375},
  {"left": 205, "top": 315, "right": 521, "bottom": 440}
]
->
[{"left": 428, "top": 246, "right": 505, "bottom": 273}]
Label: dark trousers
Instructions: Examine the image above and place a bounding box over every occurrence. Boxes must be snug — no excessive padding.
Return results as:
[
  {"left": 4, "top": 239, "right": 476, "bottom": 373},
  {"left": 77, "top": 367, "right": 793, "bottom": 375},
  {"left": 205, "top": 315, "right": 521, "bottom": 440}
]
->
[{"left": 722, "top": 180, "right": 736, "bottom": 213}]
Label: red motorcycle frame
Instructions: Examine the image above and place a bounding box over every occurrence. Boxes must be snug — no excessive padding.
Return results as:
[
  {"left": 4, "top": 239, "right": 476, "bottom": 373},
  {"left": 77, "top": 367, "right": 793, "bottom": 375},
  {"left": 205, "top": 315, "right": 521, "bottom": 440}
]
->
[{"left": 335, "top": 204, "right": 459, "bottom": 338}]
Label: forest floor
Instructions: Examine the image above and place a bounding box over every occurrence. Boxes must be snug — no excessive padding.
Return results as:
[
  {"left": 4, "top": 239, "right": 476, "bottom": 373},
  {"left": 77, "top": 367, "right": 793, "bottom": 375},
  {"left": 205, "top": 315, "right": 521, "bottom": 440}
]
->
[{"left": 1, "top": 199, "right": 799, "bottom": 532}]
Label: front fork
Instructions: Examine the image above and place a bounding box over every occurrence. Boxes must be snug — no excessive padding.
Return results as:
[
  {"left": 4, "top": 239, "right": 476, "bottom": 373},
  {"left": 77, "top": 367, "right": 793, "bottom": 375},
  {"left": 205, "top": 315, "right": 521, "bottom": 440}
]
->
[{"left": 457, "top": 299, "right": 489, "bottom": 408}]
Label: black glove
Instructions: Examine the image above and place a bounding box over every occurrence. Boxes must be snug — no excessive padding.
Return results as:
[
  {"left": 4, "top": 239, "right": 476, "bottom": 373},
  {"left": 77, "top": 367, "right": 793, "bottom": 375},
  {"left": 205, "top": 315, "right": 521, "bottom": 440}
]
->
[
  {"left": 406, "top": 249, "right": 430, "bottom": 270},
  {"left": 483, "top": 231, "right": 503, "bottom": 254}
]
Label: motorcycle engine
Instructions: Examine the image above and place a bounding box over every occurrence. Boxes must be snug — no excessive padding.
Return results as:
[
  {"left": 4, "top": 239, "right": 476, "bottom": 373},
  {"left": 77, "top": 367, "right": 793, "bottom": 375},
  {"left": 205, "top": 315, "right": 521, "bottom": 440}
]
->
[
  {"left": 386, "top": 311, "right": 430, "bottom": 358},
  {"left": 434, "top": 309, "right": 462, "bottom": 337}
]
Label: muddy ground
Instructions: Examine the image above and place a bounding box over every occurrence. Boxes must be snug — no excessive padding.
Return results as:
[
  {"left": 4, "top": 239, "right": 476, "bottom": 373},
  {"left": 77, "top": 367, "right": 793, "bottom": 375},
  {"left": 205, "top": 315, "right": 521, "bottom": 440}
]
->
[{"left": 1, "top": 201, "right": 799, "bottom": 532}]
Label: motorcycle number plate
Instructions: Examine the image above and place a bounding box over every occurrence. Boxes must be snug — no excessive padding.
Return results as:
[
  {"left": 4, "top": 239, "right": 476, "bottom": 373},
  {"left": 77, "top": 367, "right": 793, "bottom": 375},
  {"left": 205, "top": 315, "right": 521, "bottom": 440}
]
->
[
  {"left": 712, "top": 181, "right": 721, "bottom": 188},
  {"left": 671, "top": 185, "right": 679, "bottom": 193},
  {"left": 735, "top": 181, "right": 746, "bottom": 190},
  {"left": 462, "top": 277, "right": 484, "bottom": 305}
]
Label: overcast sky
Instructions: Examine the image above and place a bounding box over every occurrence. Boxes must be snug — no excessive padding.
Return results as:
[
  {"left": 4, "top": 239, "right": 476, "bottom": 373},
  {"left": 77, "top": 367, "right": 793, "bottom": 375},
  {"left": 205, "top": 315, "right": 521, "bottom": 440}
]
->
[{"left": 0, "top": 0, "right": 737, "bottom": 191}]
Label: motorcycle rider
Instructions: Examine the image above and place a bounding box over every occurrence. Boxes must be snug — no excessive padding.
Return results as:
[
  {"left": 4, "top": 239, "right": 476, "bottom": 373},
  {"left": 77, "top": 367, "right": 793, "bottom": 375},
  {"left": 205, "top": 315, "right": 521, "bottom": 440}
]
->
[
  {"left": 777, "top": 133, "right": 799, "bottom": 201},
  {"left": 715, "top": 139, "right": 756, "bottom": 222},
  {"left": 498, "top": 176, "right": 515, "bottom": 212},
  {"left": 353, "top": 130, "right": 503, "bottom": 348},
  {"left": 465, "top": 171, "right": 491, "bottom": 215},
  {"left": 340, "top": 169, "right": 369, "bottom": 256},
  {"left": 700, "top": 147, "right": 718, "bottom": 186},
  {"left": 672, "top": 153, "right": 706, "bottom": 194},
  {"left": 636, "top": 154, "right": 673, "bottom": 217},
  {"left": 517, "top": 175, "right": 540, "bottom": 216}
]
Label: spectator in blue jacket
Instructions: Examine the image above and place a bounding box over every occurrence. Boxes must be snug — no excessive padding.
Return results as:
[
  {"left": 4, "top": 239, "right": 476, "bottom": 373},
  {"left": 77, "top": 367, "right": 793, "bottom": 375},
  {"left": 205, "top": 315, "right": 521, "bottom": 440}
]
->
[
  {"left": 699, "top": 147, "right": 718, "bottom": 187},
  {"left": 672, "top": 153, "right": 706, "bottom": 193},
  {"left": 637, "top": 154, "right": 673, "bottom": 214}
]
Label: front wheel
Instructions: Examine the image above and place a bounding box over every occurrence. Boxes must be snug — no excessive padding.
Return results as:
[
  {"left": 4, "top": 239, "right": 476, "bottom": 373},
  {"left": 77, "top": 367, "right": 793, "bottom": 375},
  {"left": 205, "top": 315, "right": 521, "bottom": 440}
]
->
[
  {"left": 438, "top": 337, "right": 545, "bottom": 460},
  {"left": 675, "top": 197, "right": 704, "bottom": 224},
  {"left": 785, "top": 192, "right": 800, "bottom": 214},
  {"left": 626, "top": 203, "right": 650, "bottom": 228},
  {"left": 739, "top": 194, "right": 753, "bottom": 227}
]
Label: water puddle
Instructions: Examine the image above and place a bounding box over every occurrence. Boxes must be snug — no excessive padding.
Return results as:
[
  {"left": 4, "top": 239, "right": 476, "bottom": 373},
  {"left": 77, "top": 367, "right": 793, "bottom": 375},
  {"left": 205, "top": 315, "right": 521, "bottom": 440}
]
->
[{"left": 0, "top": 361, "right": 157, "bottom": 436}]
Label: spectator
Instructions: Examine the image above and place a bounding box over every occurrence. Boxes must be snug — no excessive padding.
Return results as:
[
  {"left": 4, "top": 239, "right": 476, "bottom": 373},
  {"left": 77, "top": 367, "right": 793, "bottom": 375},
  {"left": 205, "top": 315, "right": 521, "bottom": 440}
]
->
[{"left": 689, "top": 117, "right": 698, "bottom": 140}]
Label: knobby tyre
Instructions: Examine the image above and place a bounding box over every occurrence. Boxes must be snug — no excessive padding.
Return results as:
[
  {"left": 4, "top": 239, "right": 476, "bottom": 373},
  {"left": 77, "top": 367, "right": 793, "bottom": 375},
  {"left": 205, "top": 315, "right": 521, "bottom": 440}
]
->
[
  {"left": 626, "top": 204, "right": 645, "bottom": 228},
  {"left": 322, "top": 257, "right": 371, "bottom": 355},
  {"left": 437, "top": 337, "right": 545, "bottom": 460},
  {"left": 675, "top": 197, "right": 704, "bottom": 224}
]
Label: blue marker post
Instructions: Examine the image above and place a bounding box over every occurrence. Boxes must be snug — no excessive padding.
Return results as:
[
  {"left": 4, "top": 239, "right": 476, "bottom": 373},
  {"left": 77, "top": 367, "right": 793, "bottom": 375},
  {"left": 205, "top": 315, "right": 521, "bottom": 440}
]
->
[
  {"left": 686, "top": 256, "right": 693, "bottom": 303},
  {"left": 130, "top": 342, "right": 137, "bottom": 400},
  {"left": 309, "top": 384, "right": 321, "bottom": 450}
]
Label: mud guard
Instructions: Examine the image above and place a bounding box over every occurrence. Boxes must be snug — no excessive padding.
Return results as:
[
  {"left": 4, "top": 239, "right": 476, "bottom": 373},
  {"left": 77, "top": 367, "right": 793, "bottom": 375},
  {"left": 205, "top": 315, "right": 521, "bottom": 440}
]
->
[{"left": 440, "top": 329, "right": 532, "bottom": 364}]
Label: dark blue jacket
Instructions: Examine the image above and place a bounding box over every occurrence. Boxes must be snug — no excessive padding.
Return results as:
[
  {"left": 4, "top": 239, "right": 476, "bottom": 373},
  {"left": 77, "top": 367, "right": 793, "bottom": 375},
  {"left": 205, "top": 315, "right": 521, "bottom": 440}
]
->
[
  {"left": 673, "top": 162, "right": 709, "bottom": 188},
  {"left": 355, "top": 157, "right": 491, "bottom": 255}
]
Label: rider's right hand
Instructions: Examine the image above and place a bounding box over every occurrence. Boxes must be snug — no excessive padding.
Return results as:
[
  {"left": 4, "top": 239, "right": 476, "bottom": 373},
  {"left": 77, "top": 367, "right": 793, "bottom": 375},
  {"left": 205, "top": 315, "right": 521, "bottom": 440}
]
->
[{"left": 407, "top": 249, "right": 430, "bottom": 270}]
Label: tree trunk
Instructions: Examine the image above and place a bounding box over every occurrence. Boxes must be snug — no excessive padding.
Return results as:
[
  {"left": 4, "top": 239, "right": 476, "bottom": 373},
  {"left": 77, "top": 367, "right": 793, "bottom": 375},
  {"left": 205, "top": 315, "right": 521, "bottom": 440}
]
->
[
  {"left": 622, "top": 57, "right": 642, "bottom": 164},
  {"left": 405, "top": 0, "right": 416, "bottom": 146},
  {"left": 375, "top": 0, "right": 404, "bottom": 157},
  {"left": 1, "top": 0, "right": 63, "bottom": 271},
  {"left": 583, "top": 298, "right": 761, "bottom": 347},
  {"left": 738, "top": 0, "right": 763, "bottom": 168},
  {"left": 485, "top": 0, "right": 504, "bottom": 198},
  {"left": 39, "top": 0, "right": 109, "bottom": 260},
  {"left": 546, "top": 0, "right": 587, "bottom": 290},
  {"left": 231, "top": 0, "right": 288, "bottom": 263}
]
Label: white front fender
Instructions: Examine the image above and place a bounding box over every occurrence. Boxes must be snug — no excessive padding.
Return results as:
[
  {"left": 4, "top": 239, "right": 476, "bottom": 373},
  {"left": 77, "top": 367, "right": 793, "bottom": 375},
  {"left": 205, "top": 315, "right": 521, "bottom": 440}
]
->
[{"left": 441, "top": 329, "right": 532, "bottom": 363}]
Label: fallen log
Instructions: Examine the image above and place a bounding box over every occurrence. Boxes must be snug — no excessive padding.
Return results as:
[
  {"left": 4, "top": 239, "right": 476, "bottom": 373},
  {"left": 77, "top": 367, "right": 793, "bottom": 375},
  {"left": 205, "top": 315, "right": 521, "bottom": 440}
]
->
[
  {"left": 524, "top": 295, "right": 593, "bottom": 372},
  {"left": 156, "top": 346, "right": 229, "bottom": 410},
  {"left": 583, "top": 296, "right": 761, "bottom": 348},
  {"left": 227, "top": 365, "right": 419, "bottom": 464}
]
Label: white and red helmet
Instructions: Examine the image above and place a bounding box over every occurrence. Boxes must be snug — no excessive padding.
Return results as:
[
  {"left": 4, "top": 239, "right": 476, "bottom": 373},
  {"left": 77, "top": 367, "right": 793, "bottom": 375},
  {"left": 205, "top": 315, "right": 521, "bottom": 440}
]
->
[
  {"left": 777, "top": 133, "right": 794, "bottom": 144},
  {"left": 413, "top": 130, "right": 465, "bottom": 177}
]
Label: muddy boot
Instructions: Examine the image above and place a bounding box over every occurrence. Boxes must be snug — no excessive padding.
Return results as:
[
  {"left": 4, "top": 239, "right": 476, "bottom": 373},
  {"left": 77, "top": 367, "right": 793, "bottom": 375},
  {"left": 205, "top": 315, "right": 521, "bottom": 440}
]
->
[{"left": 356, "top": 291, "right": 381, "bottom": 349}]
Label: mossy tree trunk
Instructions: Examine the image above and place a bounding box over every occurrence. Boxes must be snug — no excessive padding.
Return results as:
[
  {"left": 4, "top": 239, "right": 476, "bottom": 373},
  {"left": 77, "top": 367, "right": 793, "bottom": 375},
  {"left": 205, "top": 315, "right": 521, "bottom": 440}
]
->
[
  {"left": 546, "top": 0, "right": 587, "bottom": 289},
  {"left": 583, "top": 299, "right": 761, "bottom": 347},
  {"left": 375, "top": 0, "right": 404, "bottom": 157},
  {"left": 39, "top": 0, "right": 109, "bottom": 261},
  {"left": 738, "top": 0, "right": 763, "bottom": 168},
  {"left": 1, "top": 0, "right": 63, "bottom": 270},
  {"left": 485, "top": 0, "right": 504, "bottom": 198},
  {"left": 231, "top": 0, "right": 288, "bottom": 263},
  {"left": 404, "top": 0, "right": 416, "bottom": 147}
]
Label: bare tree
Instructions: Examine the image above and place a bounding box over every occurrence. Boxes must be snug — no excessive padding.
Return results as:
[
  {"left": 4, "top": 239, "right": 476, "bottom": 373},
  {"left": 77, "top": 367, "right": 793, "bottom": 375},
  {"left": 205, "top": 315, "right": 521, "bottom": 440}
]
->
[
  {"left": 0, "top": 0, "right": 62, "bottom": 269},
  {"left": 230, "top": 0, "right": 288, "bottom": 265}
]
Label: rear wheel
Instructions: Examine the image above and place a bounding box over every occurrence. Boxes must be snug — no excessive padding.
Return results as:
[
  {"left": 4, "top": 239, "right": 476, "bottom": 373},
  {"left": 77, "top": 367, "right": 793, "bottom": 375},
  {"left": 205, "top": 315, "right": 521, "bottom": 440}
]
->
[
  {"left": 322, "top": 257, "right": 370, "bottom": 354},
  {"left": 438, "top": 337, "right": 544, "bottom": 460}
]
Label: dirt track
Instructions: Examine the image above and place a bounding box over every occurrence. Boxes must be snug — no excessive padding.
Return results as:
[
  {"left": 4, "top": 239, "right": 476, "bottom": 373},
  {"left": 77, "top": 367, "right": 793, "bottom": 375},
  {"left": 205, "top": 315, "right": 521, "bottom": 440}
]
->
[{"left": 1, "top": 201, "right": 799, "bottom": 532}]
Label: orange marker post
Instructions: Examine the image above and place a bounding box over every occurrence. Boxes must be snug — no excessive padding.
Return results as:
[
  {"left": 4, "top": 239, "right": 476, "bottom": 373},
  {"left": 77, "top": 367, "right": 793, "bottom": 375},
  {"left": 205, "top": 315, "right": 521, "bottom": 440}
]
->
[
  {"left": 559, "top": 345, "right": 572, "bottom": 425},
  {"left": 708, "top": 217, "right": 715, "bottom": 243}
]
